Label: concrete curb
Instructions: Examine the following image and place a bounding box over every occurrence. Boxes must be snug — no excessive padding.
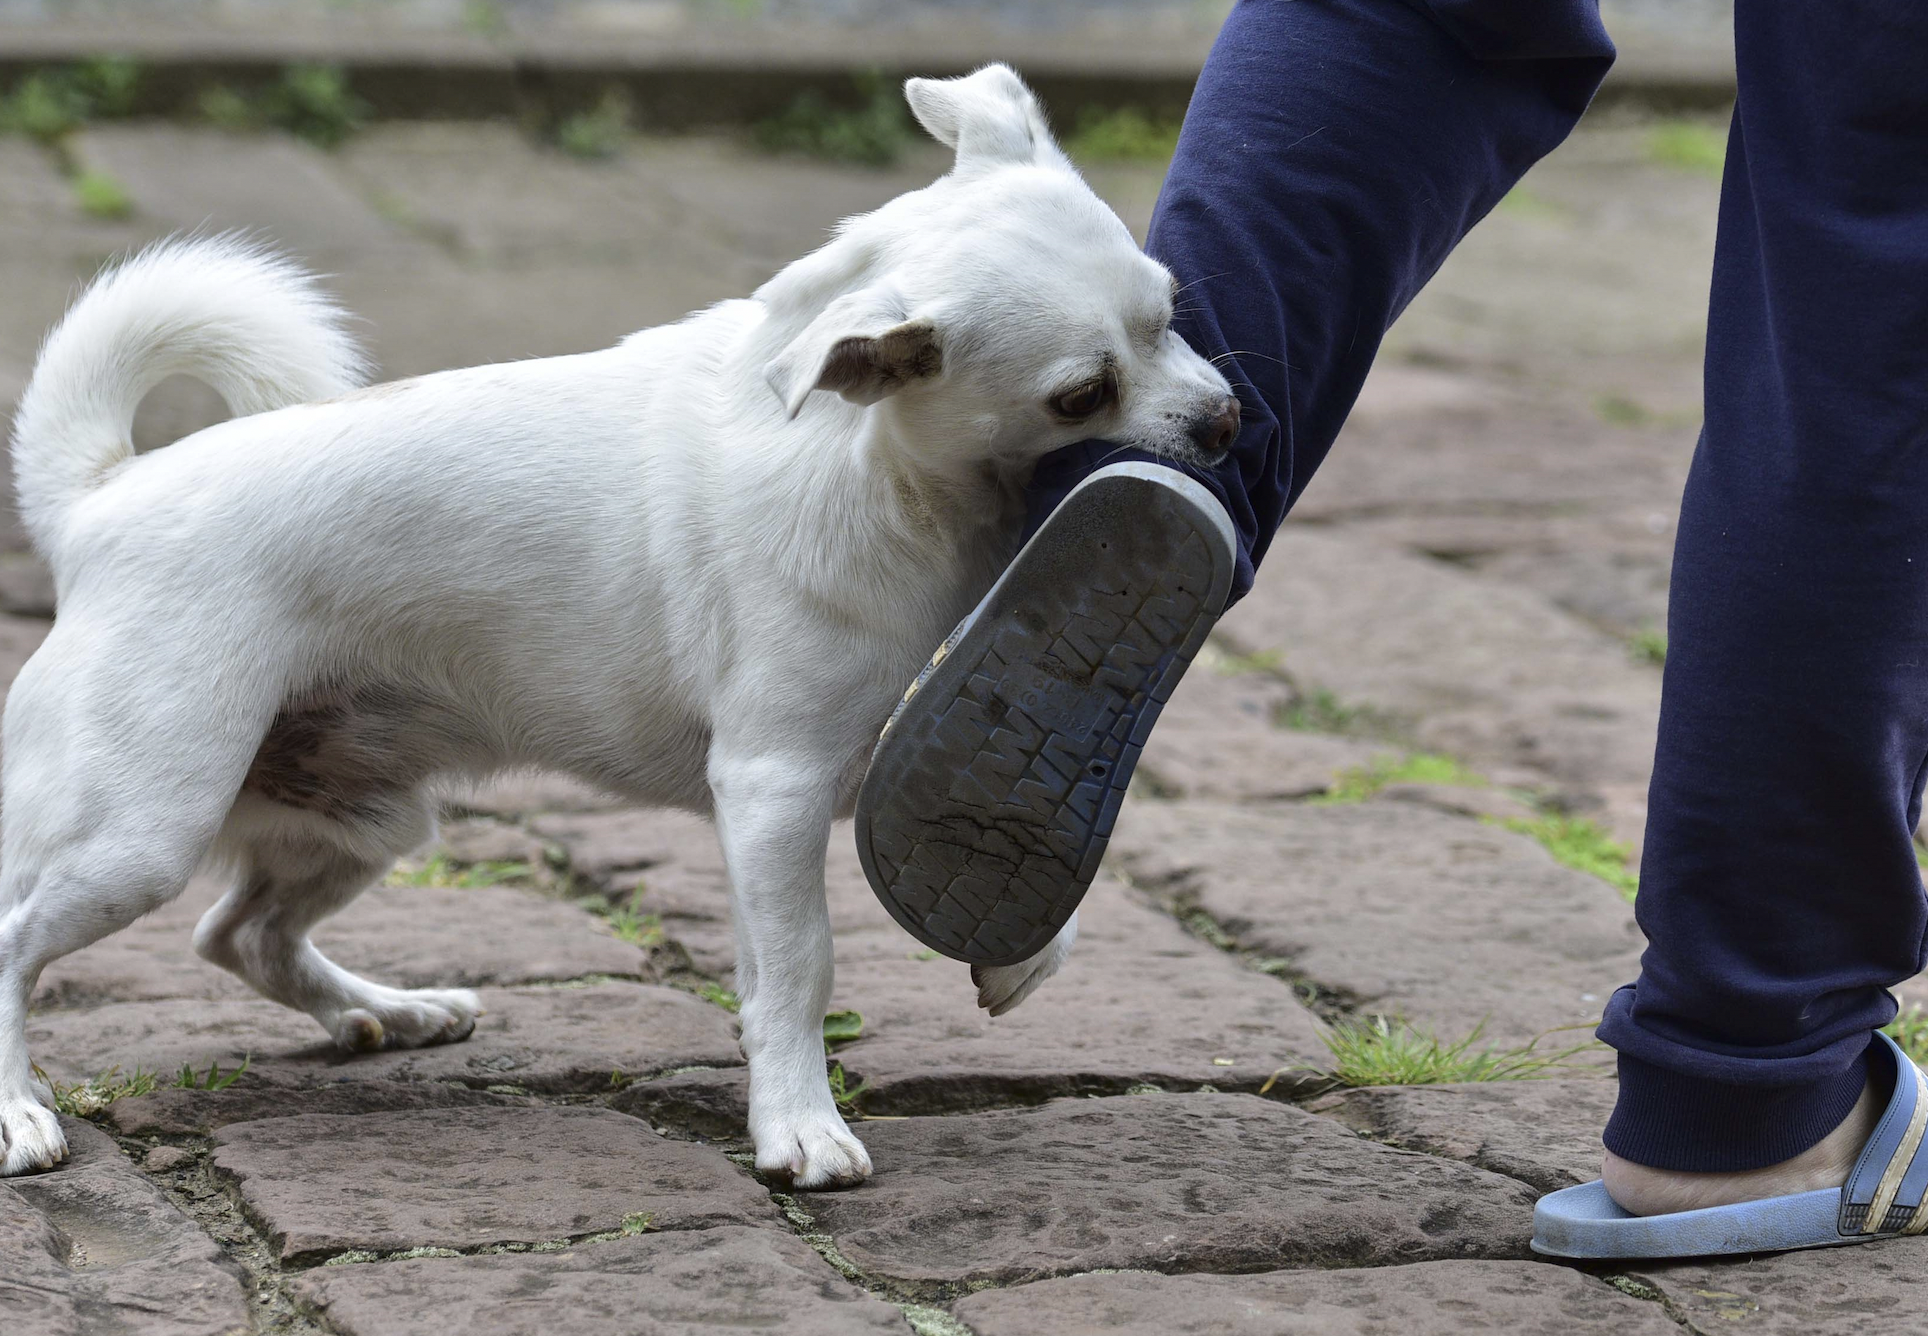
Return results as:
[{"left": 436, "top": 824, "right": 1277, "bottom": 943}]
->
[{"left": 0, "top": 19, "right": 1734, "bottom": 127}]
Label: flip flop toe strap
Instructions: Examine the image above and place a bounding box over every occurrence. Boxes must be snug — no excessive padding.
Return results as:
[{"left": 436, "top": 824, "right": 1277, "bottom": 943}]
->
[{"left": 1839, "top": 1032, "right": 1928, "bottom": 1236}]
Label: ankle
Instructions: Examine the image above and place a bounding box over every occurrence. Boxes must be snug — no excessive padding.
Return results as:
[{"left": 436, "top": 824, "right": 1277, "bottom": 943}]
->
[{"left": 1601, "top": 1080, "right": 1880, "bottom": 1217}]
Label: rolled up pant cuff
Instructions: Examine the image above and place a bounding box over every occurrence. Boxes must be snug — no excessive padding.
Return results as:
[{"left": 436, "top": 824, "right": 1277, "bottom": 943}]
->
[{"left": 1602, "top": 1046, "right": 1874, "bottom": 1173}]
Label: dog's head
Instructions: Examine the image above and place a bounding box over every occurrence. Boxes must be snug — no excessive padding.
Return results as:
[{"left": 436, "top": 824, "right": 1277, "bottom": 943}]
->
[{"left": 759, "top": 65, "right": 1239, "bottom": 472}]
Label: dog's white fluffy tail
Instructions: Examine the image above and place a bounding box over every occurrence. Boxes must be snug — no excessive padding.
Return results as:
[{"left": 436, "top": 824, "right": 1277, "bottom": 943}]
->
[{"left": 9, "top": 234, "right": 369, "bottom": 557}]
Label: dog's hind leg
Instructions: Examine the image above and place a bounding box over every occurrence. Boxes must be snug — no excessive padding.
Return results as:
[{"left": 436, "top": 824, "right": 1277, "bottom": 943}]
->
[
  {"left": 0, "top": 627, "right": 273, "bottom": 1175},
  {"left": 194, "top": 796, "right": 480, "bottom": 1053},
  {"left": 709, "top": 743, "right": 872, "bottom": 1190}
]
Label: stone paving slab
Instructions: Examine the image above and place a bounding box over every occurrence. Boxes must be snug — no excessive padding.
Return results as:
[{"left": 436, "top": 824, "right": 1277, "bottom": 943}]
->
[
  {"left": 952, "top": 1259, "right": 1679, "bottom": 1336},
  {"left": 1311, "top": 1079, "right": 1618, "bottom": 1194},
  {"left": 1629, "top": 1243, "right": 1928, "bottom": 1335},
  {"left": 289, "top": 1226, "right": 909, "bottom": 1336},
  {"left": 34, "top": 876, "right": 644, "bottom": 1010},
  {"left": 29, "top": 981, "right": 742, "bottom": 1094},
  {"left": 551, "top": 801, "right": 1334, "bottom": 1116},
  {"left": 611, "top": 1068, "right": 752, "bottom": 1142},
  {"left": 1110, "top": 798, "right": 1641, "bottom": 1044},
  {"left": 212, "top": 1106, "right": 771, "bottom": 1262},
  {"left": 1134, "top": 655, "right": 1387, "bottom": 801},
  {"left": 832, "top": 875, "right": 1328, "bottom": 1113},
  {"left": 1220, "top": 527, "right": 1664, "bottom": 805},
  {"left": 795, "top": 1093, "right": 1537, "bottom": 1291},
  {"left": 2, "top": 1117, "right": 250, "bottom": 1336}
]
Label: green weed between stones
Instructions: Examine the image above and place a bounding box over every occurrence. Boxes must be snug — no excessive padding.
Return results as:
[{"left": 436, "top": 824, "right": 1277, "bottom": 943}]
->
[
  {"left": 40, "top": 1055, "right": 251, "bottom": 1116},
  {"left": 1647, "top": 119, "right": 1727, "bottom": 176},
  {"left": 1262, "top": 1015, "right": 1601, "bottom": 1091},
  {"left": 1628, "top": 628, "right": 1668, "bottom": 665},
  {"left": 694, "top": 981, "right": 740, "bottom": 1012},
  {"left": 1887, "top": 1006, "right": 1928, "bottom": 1065},
  {"left": 827, "top": 1060, "right": 870, "bottom": 1116},
  {"left": 1495, "top": 814, "right": 1639, "bottom": 900},
  {"left": 1196, "top": 642, "right": 1283, "bottom": 676},
  {"left": 1065, "top": 106, "right": 1182, "bottom": 163},
  {"left": 1496, "top": 186, "right": 1564, "bottom": 221},
  {"left": 1315, "top": 751, "right": 1484, "bottom": 805},
  {"left": 72, "top": 169, "right": 133, "bottom": 219},
  {"left": 196, "top": 65, "right": 368, "bottom": 149},
  {"left": 752, "top": 71, "right": 911, "bottom": 167},
  {"left": 385, "top": 854, "right": 534, "bottom": 889},
  {"left": 461, "top": 0, "right": 510, "bottom": 39},
  {"left": 1276, "top": 687, "right": 1403, "bottom": 738},
  {"left": 600, "top": 890, "right": 665, "bottom": 948},
  {"left": 0, "top": 60, "right": 145, "bottom": 218},
  {"left": 1593, "top": 392, "right": 1653, "bottom": 427},
  {"left": 176, "top": 1055, "right": 250, "bottom": 1092},
  {"left": 556, "top": 88, "right": 632, "bottom": 160},
  {"left": 0, "top": 58, "right": 141, "bottom": 143}
]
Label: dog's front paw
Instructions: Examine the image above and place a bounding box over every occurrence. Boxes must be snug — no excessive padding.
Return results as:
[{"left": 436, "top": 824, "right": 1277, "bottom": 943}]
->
[
  {"left": 1, "top": 1094, "right": 67, "bottom": 1175},
  {"left": 334, "top": 988, "right": 483, "bottom": 1052},
  {"left": 754, "top": 1112, "right": 873, "bottom": 1190}
]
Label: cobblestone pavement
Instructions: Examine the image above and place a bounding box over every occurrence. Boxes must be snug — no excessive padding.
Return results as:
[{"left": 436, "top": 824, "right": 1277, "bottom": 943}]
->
[{"left": 5, "top": 113, "right": 1923, "bottom": 1335}]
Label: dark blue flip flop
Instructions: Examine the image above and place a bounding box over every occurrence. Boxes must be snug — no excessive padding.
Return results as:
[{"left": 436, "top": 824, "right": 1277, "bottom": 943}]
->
[
  {"left": 1533, "top": 1031, "right": 1927, "bottom": 1258},
  {"left": 853, "top": 461, "right": 1236, "bottom": 967}
]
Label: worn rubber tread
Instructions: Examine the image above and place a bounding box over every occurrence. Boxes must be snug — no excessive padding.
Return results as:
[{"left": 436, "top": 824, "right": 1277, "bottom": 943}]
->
[{"left": 853, "top": 462, "right": 1236, "bottom": 966}]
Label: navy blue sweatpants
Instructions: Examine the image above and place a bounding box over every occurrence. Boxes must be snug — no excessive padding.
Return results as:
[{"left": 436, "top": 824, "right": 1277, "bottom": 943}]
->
[{"left": 1031, "top": 0, "right": 1928, "bottom": 1170}]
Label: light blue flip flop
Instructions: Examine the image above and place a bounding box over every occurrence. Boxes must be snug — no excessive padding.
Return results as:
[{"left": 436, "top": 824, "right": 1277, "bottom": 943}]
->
[{"left": 1534, "top": 1031, "right": 1928, "bottom": 1259}]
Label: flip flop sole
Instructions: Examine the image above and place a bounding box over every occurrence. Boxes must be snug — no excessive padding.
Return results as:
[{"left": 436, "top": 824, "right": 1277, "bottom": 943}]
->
[{"left": 854, "top": 462, "right": 1236, "bottom": 967}]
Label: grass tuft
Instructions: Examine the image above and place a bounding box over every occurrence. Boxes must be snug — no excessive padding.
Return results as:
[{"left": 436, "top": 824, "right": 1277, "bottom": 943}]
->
[
  {"left": 461, "top": 0, "right": 509, "bottom": 38},
  {"left": 1648, "top": 120, "right": 1726, "bottom": 176},
  {"left": 1496, "top": 186, "right": 1563, "bottom": 221},
  {"left": 72, "top": 169, "right": 133, "bottom": 219},
  {"left": 1593, "top": 392, "right": 1652, "bottom": 427},
  {"left": 195, "top": 66, "right": 366, "bottom": 148},
  {"left": 827, "top": 1059, "right": 870, "bottom": 1116},
  {"left": 175, "top": 1055, "right": 249, "bottom": 1092},
  {"left": 385, "top": 854, "right": 533, "bottom": 890},
  {"left": 603, "top": 899, "right": 664, "bottom": 949},
  {"left": 1263, "top": 1015, "right": 1601, "bottom": 1091},
  {"left": 1628, "top": 628, "right": 1668, "bottom": 666},
  {"left": 1064, "top": 106, "right": 1181, "bottom": 163},
  {"left": 1315, "top": 751, "right": 1483, "bottom": 805},
  {"left": 555, "top": 88, "right": 631, "bottom": 160},
  {"left": 1496, "top": 814, "right": 1638, "bottom": 900},
  {"left": 0, "top": 59, "right": 142, "bottom": 143},
  {"left": 1276, "top": 688, "right": 1402, "bottom": 739},
  {"left": 1196, "top": 643, "right": 1283, "bottom": 676},
  {"left": 696, "top": 982, "right": 740, "bottom": 1013},
  {"left": 753, "top": 71, "right": 910, "bottom": 167},
  {"left": 196, "top": 85, "right": 258, "bottom": 131},
  {"left": 1887, "top": 1006, "right": 1928, "bottom": 1066},
  {"left": 264, "top": 65, "right": 367, "bottom": 149},
  {"left": 45, "top": 1064, "right": 159, "bottom": 1117}
]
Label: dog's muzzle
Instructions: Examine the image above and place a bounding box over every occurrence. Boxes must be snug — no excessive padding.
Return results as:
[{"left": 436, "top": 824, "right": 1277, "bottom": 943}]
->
[{"left": 1189, "top": 396, "right": 1241, "bottom": 462}]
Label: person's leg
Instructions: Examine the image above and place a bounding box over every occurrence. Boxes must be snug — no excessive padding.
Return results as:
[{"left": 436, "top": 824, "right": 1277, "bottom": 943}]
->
[
  {"left": 1597, "top": 0, "right": 1928, "bottom": 1206},
  {"left": 856, "top": 0, "right": 1613, "bottom": 964}
]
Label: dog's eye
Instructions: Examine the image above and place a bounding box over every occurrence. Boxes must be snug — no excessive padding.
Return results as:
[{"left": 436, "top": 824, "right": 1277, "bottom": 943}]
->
[{"left": 1050, "top": 379, "right": 1109, "bottom": 419}]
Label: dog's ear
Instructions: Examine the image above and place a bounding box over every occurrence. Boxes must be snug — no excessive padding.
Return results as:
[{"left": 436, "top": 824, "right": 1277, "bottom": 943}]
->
[
  {"left": 764, "top": 287, "right": 943, "bottom": 419},
  {"left": 905, "top": 64, "right": 1067, "bottom": 174}
]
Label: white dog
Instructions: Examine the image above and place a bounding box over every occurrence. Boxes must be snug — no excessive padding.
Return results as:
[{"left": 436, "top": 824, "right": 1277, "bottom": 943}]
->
[{"left": 0, "top": 66, "right": 1236, "bottom": 1185}]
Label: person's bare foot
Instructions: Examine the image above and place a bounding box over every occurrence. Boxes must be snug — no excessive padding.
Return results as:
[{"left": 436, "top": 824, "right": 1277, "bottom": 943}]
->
[{"left": 1601, "top": 1081, "right": 1881, "bottom": 1216}]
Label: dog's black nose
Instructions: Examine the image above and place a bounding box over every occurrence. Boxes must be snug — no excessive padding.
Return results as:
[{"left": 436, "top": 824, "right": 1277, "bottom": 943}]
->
[{"left": 1190, "top": 396, "right": 1241, "bottom": 457}]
